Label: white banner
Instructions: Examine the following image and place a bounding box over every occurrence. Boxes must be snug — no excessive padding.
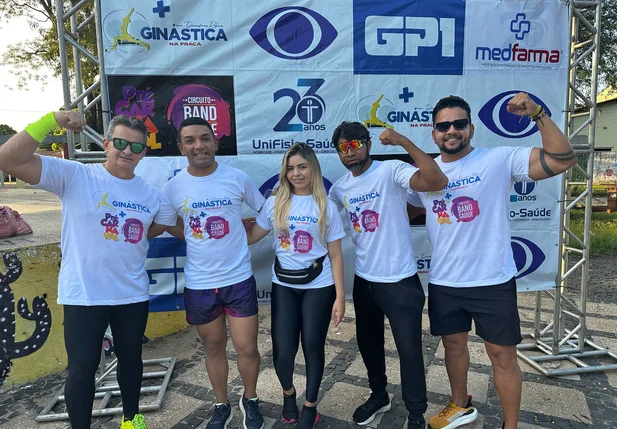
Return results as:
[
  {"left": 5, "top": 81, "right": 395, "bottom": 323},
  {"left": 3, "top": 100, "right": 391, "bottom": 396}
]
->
[
  {"left": 234, "top": 71, "right": 353, "bottom": 155},
  {"left": 102, "top": 0, "right": 233, "bottom": 74},
  {"left": 100, "top": 0, "right": 572, "bottom": 308},
  {"left": 464, "top": 0, "right": 569, "bottom": 73}
]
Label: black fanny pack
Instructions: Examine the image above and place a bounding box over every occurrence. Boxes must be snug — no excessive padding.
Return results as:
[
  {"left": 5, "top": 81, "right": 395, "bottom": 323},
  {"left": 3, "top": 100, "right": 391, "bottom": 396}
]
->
[{"left": 274, "top": 254, "right": 326, "bottom": 285}]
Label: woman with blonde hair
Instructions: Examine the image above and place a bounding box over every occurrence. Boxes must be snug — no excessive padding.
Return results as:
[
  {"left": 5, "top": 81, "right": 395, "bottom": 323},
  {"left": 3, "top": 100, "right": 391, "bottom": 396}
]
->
[{"left": 248, "top": 142, "right": 345, "bottom": 428}]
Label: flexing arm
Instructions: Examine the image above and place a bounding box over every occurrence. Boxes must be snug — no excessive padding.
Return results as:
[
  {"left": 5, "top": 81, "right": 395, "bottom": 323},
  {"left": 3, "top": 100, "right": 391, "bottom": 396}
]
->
[
  {"left": 327, "top": 238, "right": 345, "bottom": 327},
  {"left": 506, "top": 92, "right": 577, "bottom": 180},
  {"left": 379, "top": 128, "right": 448, "bottom": 191},
  {"left": 0, "top": 111, "right": 85, "bottom": 185}
]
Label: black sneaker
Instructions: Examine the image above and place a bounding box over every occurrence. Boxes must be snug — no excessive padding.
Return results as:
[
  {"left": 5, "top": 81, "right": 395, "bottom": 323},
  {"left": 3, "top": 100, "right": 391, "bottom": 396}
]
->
[
  {"left": 282, "top": 389, "right": 299, "bottom": 423},
  {"left": 407, "top": 416, "right": 426, "bottom": 429},
  {"left": 239, "top": 395, "right": 264, "bottom": 429},
  {"left": 352, "top": 391, "right": 391, "bottom": 425},
  {"left": 206, "top": 402, "right": 232, "bottom": 429},
  {"left": 297, "top": 405, "right": 319, "bottom": 429}
]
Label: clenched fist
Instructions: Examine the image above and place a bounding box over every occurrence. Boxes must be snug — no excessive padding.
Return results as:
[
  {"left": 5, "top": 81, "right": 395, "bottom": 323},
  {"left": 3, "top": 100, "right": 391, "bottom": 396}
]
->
[
  {"left": 54, "top": 111, "right": 86, "bottom": 132},
  {"left": 506, "top": 92, "right": 539, "bottom": 117}
]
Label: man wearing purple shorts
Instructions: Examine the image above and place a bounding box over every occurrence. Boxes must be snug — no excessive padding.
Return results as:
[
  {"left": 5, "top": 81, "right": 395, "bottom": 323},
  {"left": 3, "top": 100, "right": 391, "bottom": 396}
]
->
[{"left": 154, "top": 117, "right": 266, "bottom": 429}]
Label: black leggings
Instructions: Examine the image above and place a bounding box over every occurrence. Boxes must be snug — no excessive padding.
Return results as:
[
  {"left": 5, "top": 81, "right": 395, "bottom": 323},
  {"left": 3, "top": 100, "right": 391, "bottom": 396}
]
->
[
  {"left": 271, "top": 283, "right": 335, "bottom": 403},
  {"left": 63, "top": 301, "right": 149, "bottom": 429}
]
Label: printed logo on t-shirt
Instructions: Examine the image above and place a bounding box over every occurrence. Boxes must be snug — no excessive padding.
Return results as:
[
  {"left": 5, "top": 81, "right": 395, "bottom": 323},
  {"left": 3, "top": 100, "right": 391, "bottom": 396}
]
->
[
  {"left": 94, "top": 191, "right": 151, "bottom": 244},
  {"left": 93, "top": 191, "right": 152, "bottom": 214},
  {"left": 445, "top": 174, "right": 481, "bottom": 191},
  {"left": 101, "top": 213, "right": 120, "bottom": 241},
  {"left": 122, "top": 218, "right": 145, "bottom": 243},
  {"left": 204, "top": 216, "right": 230, "bottom": 239},
  {"left": 182, "top": 196, "right": 233, "bottom": 212},
  {"left": 451, "top": 196, "right": 480, "bottom": 222},
  {"left": 293, "top": 230, "right": 313, "bottom": 253},
  {"left": 189, "top": 215, "right": 204, "bottom": 239},
  {"left": 432, "top": 198, "right": 452, "bottom": 225},
  {"left": 183, "top": 196, "right": 233, "bottom": 240},
  {"left": 343, "top": 192, "right": 381, "bottom": 233},
  {"left": 429, "top": 191, "right": 480, "bottom": 224},
  {"left": 278, "top": 230, "right": 291, "bottom": 250}
]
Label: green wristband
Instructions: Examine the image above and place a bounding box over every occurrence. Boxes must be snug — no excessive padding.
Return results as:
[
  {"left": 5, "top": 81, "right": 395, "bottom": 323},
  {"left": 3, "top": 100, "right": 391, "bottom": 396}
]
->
[{"left": 24, "top": 112, "right": 60, "bottom": 143}]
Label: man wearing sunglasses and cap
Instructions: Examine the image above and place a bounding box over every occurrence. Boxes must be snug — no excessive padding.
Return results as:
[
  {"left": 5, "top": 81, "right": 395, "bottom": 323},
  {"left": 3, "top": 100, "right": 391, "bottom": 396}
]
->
[
  {"left": 328, "top": 121, "right": 448, "bottom": 429},
  {"left": 406, "top": 94, "right": 577, "bottom": 429},
  {"left": 0, "top": 112, "right": 172, "bottom": 429}
]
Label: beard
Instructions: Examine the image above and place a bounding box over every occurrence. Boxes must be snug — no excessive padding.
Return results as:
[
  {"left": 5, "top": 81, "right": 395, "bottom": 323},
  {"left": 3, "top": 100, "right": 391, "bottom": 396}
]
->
[
  {"left": 438, "top": 136, "right": 470, "bottom": 155},
  {"left": 344, "top": 150, "right": 370, "bottom": 173}
]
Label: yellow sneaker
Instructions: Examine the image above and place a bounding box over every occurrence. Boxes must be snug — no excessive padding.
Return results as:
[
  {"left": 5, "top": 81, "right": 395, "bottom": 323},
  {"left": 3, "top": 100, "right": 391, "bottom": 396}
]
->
[
  {"left": 120, "top": 414, "right": 149, "bottom": 429},
  {"left": 427, "top": 395, "right": 478, "bottom": 429}
]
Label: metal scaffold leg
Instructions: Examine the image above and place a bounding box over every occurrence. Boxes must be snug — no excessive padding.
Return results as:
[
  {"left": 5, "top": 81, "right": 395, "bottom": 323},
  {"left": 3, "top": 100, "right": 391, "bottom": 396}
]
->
[
  {"left": 516, "top": 0, "right": 617, "bottom": 376},
  {"left": 36, "top": 345, "right": 176, "bottom": 422}
]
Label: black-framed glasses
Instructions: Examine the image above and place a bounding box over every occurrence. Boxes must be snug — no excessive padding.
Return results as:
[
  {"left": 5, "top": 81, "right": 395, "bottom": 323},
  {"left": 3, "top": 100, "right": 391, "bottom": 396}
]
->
[
  {"left": 112, "top": 138, "right": 147, "bottom": 154},
  {"left": 434, "top": 119, "right": 469, "bottom": 133},
  {"left": 336, "top": 139, "right": 366, "bottom": 153}
]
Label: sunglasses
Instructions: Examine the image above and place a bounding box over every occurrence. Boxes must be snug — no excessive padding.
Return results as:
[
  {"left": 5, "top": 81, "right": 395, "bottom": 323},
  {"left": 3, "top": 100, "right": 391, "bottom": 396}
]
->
[
  {"left": 112, "top": 138, "right": 147, "bottom": 154},
  {"left": 434, "top": 119, "right": 469, "bottom": 133},
  {"left": 336, "top": 139, "right": 366, "bottom": 153}
]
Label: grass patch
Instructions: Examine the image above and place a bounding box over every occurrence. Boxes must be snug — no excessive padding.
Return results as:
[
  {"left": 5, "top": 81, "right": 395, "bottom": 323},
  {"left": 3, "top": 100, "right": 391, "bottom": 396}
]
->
[{"left": 569, "top": 210, "right": 617, "bottom": 255}]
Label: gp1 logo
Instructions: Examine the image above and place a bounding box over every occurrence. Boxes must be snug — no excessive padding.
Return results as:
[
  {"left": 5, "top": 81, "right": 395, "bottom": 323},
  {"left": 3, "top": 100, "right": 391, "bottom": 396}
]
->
[
  {"left": 274, "top": 79, "right": 326, "bottom": 132},
  {"left": 250, "top": 7, "right": 337, "bottom": 60},
  {"left": 511, "top": 236, "right": 545, "bottom": 279},
  {"left": 353, "top": 0, "right": 464, "bottom": 75},
  {"left": 479, "top": 91, "right": 552, "bottom": 139}
]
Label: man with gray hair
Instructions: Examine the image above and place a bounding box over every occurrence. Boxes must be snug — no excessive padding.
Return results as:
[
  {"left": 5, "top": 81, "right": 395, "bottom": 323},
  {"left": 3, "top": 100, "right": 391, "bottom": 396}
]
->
[{"left": 0, "top": 112, "right": 173, "bottom": 429}]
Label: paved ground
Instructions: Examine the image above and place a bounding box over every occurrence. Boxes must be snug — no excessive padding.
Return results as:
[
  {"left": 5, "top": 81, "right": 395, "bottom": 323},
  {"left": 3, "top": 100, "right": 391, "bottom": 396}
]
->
[{"left": 2, "top": 291, "right": 617, "bottom": 429}]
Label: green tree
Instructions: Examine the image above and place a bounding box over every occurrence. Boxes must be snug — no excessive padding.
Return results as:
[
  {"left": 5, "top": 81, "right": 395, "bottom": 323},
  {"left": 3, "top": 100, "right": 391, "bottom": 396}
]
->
[
  {"left": 577, "top": 0, "right": 617, "bottom": 95},
  {"left": 0, "top": 0, "right": 102, "bottom": 135},
  {"left": 0, "top": 124, "right": 17, "bottom": 135}
]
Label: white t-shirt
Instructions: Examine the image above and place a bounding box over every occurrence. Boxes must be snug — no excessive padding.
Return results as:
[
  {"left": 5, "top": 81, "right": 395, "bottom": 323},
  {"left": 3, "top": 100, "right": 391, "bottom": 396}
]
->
[
  {"left": 407, "top": 146, "right": 533, "bottom": 288},
  {"left": 158, "top": 164, "right": 265, "bottom": 290},
  {"left": 256, "top": 194, "right": 346, "bottom": 289},
  {"left": 329, "top": 160, "right": 419, "bottom": 282},
  {"left": 34, "top": 156, "right": 167, "bottom": 306}
]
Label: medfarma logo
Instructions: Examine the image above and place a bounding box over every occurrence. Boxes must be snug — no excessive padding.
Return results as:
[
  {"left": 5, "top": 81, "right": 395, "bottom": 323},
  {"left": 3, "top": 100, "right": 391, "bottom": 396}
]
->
[{"left": 475, "top": 13, "right": 560, "bottom": 64}]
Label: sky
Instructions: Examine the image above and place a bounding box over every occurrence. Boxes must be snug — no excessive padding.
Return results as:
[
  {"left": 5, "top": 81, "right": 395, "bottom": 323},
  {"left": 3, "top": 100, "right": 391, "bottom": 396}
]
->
[{"left": 0, "top": 17, "right": 65, "bottom": 131}]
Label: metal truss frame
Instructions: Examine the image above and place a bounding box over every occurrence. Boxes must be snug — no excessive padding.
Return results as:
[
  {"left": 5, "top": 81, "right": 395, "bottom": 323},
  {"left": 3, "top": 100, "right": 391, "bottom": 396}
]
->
[{"left": 517, "top": 0, "right": 617, "bottom": 376}]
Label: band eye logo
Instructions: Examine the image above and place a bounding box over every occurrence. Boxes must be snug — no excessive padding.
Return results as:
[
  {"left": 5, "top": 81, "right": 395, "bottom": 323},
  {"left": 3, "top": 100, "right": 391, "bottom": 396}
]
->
[
  {"left": 511, "top": 236, "right": 546, "bottom": 278},
  {"left": 479, "top": 91, "right": 551, "bottom": 139},
  {"left": 250, "top": 7, "right": 338, "bottom": 60}
]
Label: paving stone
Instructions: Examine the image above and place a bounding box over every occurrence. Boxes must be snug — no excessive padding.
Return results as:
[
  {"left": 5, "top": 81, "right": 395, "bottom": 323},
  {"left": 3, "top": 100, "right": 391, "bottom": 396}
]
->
[
  {"left": 176, "top": 356, "right": 241, "bottom": 391},
  {"left": 196, "top": 413, "right": 276, "bottom": 429},
  {"left": 520, "top": 381, "right": 591, "bottom": 422},
  {"left": 345, "top": 355, "right": 401, "bottom": 385},
  {"left": 255, "top": 368, "right": 307, "bottom": 405},
  {"left": 319, "top": 383, "right": 391, "bottom": 428},
  {"left": 328, "top": 320, "right": 356, "bottom": 342},
  {"left": 426, "top": 365, "right": 490, "bottom": 404}
]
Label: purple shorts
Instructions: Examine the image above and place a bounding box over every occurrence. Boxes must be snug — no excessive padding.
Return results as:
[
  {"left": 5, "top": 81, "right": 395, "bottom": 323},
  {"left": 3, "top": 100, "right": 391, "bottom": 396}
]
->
[{"left": 184, "top": 276, "right": 258, "bottom": 325}]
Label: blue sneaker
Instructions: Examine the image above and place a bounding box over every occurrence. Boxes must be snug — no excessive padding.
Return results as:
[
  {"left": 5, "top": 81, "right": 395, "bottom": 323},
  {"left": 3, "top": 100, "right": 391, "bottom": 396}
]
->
[
  {"left": 239, "top": 395, "right": 264, "bottom": 429},
  {"left": 206, "top": 402, "right": 232, "bottom": 429}
]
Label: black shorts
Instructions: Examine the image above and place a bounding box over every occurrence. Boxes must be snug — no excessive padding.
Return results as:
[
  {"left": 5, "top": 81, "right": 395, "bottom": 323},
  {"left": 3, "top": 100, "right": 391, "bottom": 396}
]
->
[{"left": 428, "top": 277, "right": 522, "bottom": 346}]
